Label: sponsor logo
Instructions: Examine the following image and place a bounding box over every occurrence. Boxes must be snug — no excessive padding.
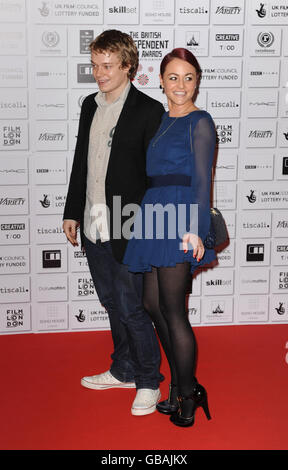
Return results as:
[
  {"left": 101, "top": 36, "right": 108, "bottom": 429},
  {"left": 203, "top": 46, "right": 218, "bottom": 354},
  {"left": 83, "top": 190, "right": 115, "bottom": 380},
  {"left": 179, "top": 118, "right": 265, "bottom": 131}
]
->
[
  {"left": 80, "top": 30, "right": 94, "bottom": 54},
  {"left": 77, "top": 278, "right": 95, "bottom": 296},
  {"left": 42, "top": 31, "right": 60, "bottom": 48},
  {"left": 42, "top": 250, "right": 61, "bottom": 268},
  {"left": 75, "top": 309, "right": 86, "bottom": 322},
  {"left": 77, "top": 63, "right": 94, "bottom": 83},
  {"left": 38, "top": 132, "right": 64, "bottom": 141},
  {"left": 108, "top": 6, "right": 137, "bottom": 14},
  {"left": 4, "top": 309, "right": 25, "bottom": 328},
  {"left": 246, "top": 244, "right": 264, "bottom": 262},
  {"left": 246, "top": 190, "right": 257, "bottom": 203},
  {"left": 275, "top": 302, "right": 285, "bottom": 315},
  {"left": 215, "top": 6, "right": 241, "bottom": 15},
  {"left": 278, "top": 272, "right": 288, "bottom": 290},
  {"left": 257, "top": 31, "right": 274, "bottom": 48},
  {"left": 40, "top": 195, "right": 50, "bottom": 208},
  {"left": 256, "top": 3, "right": 266, "bottom": 18},
  {"left": 283, "top": 157, "right": 288, "bottom": 175}
]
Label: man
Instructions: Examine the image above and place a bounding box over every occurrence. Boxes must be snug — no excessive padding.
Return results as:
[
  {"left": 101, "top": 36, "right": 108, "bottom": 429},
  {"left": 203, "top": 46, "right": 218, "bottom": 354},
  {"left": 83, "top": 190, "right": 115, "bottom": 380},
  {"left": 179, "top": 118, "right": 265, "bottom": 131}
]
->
[{"left": 63, "top": 30, "right": 165, "bottom": 416}]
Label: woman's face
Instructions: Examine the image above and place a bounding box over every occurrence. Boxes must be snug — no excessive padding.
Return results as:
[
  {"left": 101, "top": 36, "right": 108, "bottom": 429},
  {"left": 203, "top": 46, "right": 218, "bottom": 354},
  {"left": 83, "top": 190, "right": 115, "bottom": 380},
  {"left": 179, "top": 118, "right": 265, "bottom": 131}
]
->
[{"left": 160, "top": 58, "right": 198, "bottom": 108}]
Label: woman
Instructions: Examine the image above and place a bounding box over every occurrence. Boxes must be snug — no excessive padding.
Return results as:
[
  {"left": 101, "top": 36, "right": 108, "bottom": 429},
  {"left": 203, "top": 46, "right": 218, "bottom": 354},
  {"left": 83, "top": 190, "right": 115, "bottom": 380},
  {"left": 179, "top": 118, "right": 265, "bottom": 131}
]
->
[{"left": 123, "top": 48, "right": 216, "bottom": 427}]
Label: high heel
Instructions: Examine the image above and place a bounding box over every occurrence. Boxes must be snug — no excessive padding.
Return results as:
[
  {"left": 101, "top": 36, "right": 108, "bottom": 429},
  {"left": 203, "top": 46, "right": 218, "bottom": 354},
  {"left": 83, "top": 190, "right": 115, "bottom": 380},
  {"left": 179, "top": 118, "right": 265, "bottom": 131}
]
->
[
  {"left": 170, "top": 383, "right": 211, "bottom": 427},
  {"left": 156, "top": 383, "right": 179, "bottom": 415}
]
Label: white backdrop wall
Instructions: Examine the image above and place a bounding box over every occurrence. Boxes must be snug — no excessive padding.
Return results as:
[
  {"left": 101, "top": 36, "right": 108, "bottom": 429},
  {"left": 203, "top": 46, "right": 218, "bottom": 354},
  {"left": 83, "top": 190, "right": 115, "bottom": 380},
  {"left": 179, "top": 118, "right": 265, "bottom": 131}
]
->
[{"left": 0, "top": 0, "right": 288, "bottom": 335}]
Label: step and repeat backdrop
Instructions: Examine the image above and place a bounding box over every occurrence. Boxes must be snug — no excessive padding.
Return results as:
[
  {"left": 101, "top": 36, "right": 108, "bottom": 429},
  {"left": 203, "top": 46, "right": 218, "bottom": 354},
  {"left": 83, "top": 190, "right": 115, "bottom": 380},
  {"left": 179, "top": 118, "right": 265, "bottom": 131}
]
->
[{"left": 0, "top": 0, "right": 288, "bottom": 334}]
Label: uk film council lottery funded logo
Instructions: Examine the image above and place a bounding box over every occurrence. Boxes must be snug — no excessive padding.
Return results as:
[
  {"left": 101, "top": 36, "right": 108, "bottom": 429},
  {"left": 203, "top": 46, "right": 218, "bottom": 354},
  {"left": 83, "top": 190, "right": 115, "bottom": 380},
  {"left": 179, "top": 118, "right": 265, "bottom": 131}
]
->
[{"left": 256, "top": 3, "right": 266, "bottom": 18}]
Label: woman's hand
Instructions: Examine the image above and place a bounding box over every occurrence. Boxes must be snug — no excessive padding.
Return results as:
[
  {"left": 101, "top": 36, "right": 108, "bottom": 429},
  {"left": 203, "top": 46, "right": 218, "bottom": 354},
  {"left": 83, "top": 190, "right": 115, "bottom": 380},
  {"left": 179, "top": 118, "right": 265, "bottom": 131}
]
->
[
  {"left": 63, "top": 219, "right": 80, "bottom": 247},
  {"left": 182, "top": 233, "right": 205, "bottom": 262}
]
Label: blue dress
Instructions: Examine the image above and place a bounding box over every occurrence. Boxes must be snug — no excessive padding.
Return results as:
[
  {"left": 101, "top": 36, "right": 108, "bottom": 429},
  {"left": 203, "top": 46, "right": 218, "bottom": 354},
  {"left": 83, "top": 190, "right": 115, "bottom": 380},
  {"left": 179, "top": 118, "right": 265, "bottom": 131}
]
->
[{"left": 123, "top": 110, "right": 217, "bottom": 273}]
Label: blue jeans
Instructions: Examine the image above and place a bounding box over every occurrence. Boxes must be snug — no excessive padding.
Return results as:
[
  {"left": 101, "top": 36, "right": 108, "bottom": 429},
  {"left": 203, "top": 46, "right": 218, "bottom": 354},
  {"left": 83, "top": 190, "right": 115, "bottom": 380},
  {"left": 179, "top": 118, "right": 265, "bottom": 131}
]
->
[{"left": 84, "top": 235, "right": 163, "bottom": 389}]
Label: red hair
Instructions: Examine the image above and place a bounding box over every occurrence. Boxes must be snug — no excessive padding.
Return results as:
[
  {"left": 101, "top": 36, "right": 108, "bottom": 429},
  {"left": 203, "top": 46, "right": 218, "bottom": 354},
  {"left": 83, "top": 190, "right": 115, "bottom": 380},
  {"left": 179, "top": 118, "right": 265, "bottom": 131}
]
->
[{"left": 160, "top": 48, "right": 202, "bottom": 82}]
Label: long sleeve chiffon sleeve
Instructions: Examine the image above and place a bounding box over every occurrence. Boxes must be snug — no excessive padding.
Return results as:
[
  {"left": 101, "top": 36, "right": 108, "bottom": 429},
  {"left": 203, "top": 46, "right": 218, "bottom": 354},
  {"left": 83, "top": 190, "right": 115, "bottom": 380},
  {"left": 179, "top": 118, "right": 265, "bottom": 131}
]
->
[{"left": 191, "top": 115, "right": 216, "bottom": 241}]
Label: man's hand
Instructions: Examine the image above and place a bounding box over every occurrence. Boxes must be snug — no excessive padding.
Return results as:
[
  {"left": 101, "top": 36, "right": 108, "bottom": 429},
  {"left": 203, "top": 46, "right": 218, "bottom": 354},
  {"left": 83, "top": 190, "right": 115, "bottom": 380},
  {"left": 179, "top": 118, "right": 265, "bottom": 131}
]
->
[
  {"left": 63, "top": 219, "right": 80, "bottom": 247},
  {"left": 182, "top": 233, "right": 205, "bottom": 262}
]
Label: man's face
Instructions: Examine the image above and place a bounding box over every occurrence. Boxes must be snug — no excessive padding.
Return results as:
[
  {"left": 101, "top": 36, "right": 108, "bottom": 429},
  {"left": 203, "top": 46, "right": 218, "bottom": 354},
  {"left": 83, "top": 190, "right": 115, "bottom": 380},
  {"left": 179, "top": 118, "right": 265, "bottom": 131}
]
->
[{"left": 91, "top": 50, "right": 130, "bottom": 102}]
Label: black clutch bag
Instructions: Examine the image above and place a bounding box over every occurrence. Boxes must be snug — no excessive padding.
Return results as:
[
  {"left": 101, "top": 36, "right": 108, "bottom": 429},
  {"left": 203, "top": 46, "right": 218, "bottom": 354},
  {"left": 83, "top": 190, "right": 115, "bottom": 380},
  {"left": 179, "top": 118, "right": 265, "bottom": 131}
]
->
[{"left": 204, "top": 208, "right": 228, "bottom": 249}]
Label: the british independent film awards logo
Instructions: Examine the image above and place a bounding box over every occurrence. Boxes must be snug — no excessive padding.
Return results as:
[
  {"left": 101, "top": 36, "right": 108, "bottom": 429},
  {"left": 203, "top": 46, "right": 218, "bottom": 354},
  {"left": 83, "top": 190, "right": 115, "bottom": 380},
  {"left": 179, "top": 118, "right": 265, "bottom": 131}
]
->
[{"left": 257, "top": 32, "right": 274, "bottom": 48}]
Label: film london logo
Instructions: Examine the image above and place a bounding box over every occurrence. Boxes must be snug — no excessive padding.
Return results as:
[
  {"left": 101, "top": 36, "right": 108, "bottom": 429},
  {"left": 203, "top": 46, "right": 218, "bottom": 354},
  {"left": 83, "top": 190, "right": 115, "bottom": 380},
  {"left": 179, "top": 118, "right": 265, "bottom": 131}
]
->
[
  {"left": 5, "top": 308, "right": 25, "bottom": 328},
  {"left": 279, "top": 272, "right": 288, "bottom": 290},
  {"left": 2, "top": 125, "right": 22, "bottom": 147},
  {"left": 77, "top": 278, "right": 95, "bottom": 296}
]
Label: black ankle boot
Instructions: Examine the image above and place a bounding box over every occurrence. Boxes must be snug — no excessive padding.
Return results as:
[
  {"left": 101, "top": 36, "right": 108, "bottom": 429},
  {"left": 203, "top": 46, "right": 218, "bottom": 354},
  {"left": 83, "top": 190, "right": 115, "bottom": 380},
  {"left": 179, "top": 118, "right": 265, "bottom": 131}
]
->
[
  {"left": 170, "top": 383, "right": 211, "bottom": 427},
  {"left": 156, "top": 383, "right": 179, "bottom": 415}
]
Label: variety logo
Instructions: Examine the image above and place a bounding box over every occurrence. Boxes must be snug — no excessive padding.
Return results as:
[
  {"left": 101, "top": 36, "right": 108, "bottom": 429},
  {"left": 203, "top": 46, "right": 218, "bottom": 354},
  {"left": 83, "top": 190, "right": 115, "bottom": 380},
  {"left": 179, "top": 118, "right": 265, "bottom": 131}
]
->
[{"left": 215, "top": 6, "right": 241, "bottom": 14}]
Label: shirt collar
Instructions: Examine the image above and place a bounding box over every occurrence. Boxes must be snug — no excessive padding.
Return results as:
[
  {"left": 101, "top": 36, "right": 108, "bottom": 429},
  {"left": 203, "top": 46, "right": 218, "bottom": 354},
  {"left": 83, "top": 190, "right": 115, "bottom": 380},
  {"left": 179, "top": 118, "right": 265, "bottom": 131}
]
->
[{"left": 95, "top": 81, "right": 131, "bottom": 108}]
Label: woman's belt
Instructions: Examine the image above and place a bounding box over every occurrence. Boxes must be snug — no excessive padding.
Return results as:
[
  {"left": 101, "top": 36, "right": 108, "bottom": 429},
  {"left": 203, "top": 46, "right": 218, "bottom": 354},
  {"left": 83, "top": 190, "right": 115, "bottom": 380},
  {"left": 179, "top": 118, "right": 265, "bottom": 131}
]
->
[{"left": 147, "top": 174, "right": 191, "bottom": 188}]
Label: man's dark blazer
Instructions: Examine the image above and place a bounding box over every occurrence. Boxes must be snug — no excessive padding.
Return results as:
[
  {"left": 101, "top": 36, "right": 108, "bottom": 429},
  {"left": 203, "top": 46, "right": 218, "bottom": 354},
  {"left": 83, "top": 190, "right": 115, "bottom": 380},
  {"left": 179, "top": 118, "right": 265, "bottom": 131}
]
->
[{"left": 63, "top": 83, "right": 165, "bottom": 263}]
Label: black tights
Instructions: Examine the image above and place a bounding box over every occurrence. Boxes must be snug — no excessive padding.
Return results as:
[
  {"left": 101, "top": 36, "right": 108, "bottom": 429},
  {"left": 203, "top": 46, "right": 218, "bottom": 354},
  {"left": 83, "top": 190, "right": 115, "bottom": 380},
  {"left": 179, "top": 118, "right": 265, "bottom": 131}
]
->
[{"left": 143, "top": 263, "right": 197, "bottom": 397}]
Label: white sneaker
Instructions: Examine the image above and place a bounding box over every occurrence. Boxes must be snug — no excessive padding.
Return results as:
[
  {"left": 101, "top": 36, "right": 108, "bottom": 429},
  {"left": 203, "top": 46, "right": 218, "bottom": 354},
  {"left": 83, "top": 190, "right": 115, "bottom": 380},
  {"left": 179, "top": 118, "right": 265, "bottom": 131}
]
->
[
  {"left": 131, "top": 388, "right": 161, "bottom": 416},
  {"left": 81, "top": 370, "right": 136, "bottom": 390}
]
